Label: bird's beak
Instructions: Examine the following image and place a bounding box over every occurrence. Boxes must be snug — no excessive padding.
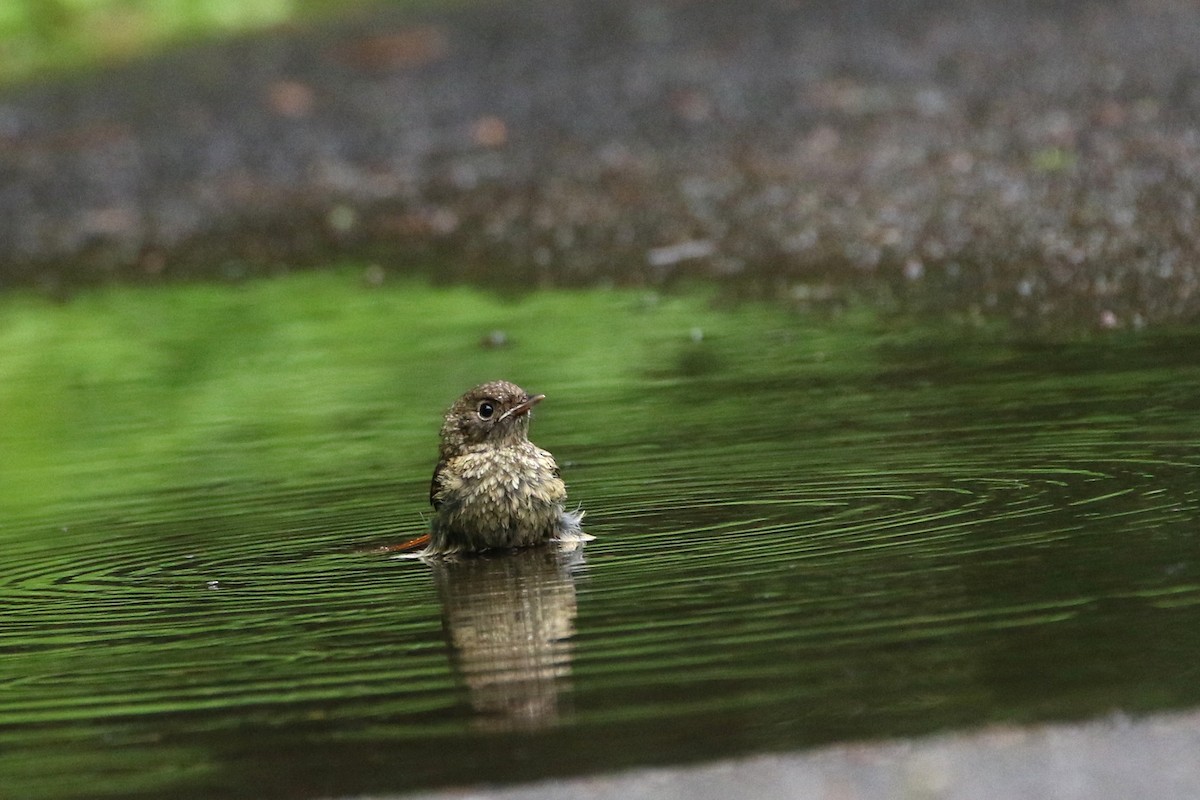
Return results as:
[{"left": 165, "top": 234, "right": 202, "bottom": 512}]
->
[{"left": 499, "top": 393, "right": 546, "bottom": 421}]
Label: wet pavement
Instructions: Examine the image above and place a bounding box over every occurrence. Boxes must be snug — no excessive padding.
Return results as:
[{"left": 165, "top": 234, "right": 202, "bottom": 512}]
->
[
  {"left": 2, "top": 0, "right": 1199, "bottom": 330},
  {"left": 393, "top": 709, "right": 1200, "bottom": 800}
]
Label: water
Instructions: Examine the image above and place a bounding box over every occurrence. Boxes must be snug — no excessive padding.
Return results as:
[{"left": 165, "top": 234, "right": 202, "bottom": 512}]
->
[{"left": 1, "top": 275, "right": 1198, "bottom": 799}]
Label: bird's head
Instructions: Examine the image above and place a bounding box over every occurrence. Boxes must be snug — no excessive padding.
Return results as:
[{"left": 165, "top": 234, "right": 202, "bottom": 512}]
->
[{"left": 438, "top": 380, "right": 545, "bottom": 457}]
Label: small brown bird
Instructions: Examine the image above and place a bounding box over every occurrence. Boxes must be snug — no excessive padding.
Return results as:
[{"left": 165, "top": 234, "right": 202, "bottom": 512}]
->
[{"left": 428, "top": 380, "right": 585, "bottom": 554}]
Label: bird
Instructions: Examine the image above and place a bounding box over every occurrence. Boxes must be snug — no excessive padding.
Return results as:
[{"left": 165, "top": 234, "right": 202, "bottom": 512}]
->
[{"left": 426, "top": 380, "right": 585, "bottom": 554}]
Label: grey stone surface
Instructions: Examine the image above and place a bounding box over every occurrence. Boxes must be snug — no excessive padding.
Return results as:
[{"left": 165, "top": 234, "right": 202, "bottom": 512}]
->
[
  {"left": 3, "top": 0, "right": 1200, "bottom": 329},
  {"left": 381, "top": 709, "right": 1200, "bottom": 800}
]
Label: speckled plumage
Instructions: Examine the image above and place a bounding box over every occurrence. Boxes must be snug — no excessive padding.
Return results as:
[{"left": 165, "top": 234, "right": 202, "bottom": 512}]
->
[{"left": 429, "top": 380, "right": 583, "bottom": 553}]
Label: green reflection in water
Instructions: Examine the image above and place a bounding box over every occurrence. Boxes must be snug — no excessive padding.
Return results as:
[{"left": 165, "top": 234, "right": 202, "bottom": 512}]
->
[
  {"left": 0, "top": 275, "right": 794, "bottom": 518},
  {"left": 0, "top": 271, "right": 1198, "bottom": 799}
]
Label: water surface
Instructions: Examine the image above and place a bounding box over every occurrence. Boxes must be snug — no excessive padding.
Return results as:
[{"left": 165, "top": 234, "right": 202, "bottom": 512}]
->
[{"left": 1, "top": 275, "right": 1197, "bottom": 798}]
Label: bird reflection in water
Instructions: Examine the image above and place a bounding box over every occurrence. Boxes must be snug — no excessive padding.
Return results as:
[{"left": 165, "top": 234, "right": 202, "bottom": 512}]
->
[{"left": 430, "top": 545, "right": 586, "bottom": 730}]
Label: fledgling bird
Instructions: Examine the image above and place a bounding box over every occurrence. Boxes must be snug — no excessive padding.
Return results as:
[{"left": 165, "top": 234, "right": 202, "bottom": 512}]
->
[{"left": 428, "top": 380, "right": 585, "bottom": 554}]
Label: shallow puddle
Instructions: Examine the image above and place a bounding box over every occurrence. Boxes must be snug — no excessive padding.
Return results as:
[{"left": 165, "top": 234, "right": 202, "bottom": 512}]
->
[{"left": 1, "top": 275, "right": 1197, "bottom": 798}]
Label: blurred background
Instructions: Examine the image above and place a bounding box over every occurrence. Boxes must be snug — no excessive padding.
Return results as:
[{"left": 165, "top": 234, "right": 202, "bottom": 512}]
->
[{"left": 2, "top": 0, "right": 1199, "bottom": 328}]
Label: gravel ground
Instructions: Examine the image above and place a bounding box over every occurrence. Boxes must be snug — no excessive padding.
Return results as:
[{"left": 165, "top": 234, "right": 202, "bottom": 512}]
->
[
  {"left": 383, "top": 709, "right": 1200, "bottom": 800},
  {"left": 2, "top": 0, "right": 1199, "bottom": 330}
]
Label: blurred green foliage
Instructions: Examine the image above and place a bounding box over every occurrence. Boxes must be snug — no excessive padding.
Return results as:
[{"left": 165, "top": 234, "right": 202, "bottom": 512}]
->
[
  {"left": 0, "top": 269, "right": 868, "bottom": 521},
  {"left": 0, "top": 0, "right": 374, "bottom": 84}
]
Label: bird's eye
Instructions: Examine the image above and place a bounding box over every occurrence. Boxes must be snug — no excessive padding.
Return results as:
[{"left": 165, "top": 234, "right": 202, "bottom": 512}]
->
[{"left": 477, "top": 401, "right": 495, "bottom": 419}]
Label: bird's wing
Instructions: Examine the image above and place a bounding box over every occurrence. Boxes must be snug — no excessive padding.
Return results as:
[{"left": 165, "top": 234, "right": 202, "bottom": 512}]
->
[{"left": 429, "top": 460, "right": 447, "bottom": 509}]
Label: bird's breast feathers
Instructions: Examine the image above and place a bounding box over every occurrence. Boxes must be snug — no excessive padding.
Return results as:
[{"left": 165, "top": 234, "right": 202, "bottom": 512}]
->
[{"left": 437, "top": 444, "right": 565, "bottom": 510}]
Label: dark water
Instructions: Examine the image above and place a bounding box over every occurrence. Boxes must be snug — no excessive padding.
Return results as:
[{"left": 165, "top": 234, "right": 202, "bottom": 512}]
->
[{"left": 2, "top": 302, "right": 1199, "bottom": 798}]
